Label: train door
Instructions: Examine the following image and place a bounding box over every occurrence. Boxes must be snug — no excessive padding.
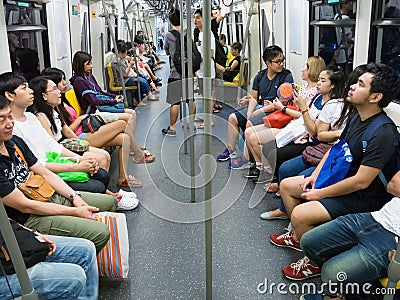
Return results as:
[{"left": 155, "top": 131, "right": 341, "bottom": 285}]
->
[
  {"left": 371, "top": 0, "right": 400, "bottom": 83},
  {"left": 3, "top": 0, "right": 50, "bottom": 73}
]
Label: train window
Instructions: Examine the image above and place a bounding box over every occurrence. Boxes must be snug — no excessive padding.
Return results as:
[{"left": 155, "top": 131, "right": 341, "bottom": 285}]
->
[
  {"left": 4, "top": 1, "right": 50, "bottom": 72},
  {"left": 371, "top": 0, "right": 400, "bottom": 78},
  {"left": 226, "top": 13, "right": 233, "bottom": 45},
  {"left": 309, "top": 0, "right": 356, "bottom": 74},
  {"left": 234, "top": 12, "right": 243, "bottom": 43}
]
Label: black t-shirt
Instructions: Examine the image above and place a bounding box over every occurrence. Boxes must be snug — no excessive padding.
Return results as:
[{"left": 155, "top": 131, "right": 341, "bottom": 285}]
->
[
  {"left": 223, "top": 56, "right": 241, "bottom": 82},
  {"left": 0, "top": 136, "right": 38, "bottom": 224},
  {"left": 341, "top": 112, "right": 398, "bottom": 206}
]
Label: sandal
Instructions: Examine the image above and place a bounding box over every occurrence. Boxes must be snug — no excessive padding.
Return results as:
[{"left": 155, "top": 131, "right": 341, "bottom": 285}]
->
[
  {"left": 118, "top": 175, "right": 142, "bottom": 188},
  {"left": 133, "top": 150, "right": 156, "bottom": 164},
  {"left": 214, "top": 104, "right": 223, "bottom": 110},
  {"left": 194, "top": 117, "right": 204, "bottom": 122},
  {"left": 264, "top": 182, "right": 279, "bottom": 193},
  {"left": 197, "top": 123, "right": 214, "bottom": 129},
  {"left": 213, "top": 108, "right": 220, "bottom": 113}
]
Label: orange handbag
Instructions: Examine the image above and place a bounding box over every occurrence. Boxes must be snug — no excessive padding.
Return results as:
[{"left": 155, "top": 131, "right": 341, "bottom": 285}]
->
[{"left": 263, "top": 102, "right": 299, "bottom": 128}]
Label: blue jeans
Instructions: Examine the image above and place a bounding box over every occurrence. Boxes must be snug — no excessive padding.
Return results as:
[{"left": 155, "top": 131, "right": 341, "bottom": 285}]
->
[
  {"left": 278, "top": 155, "right": 316, "bottom": 212},
  {"left": 301, "top": 213, "right": 397, "bottom": 285},
  {"left": 126, "top": 76, "right": 151, "bottom": 95},
  {"left": 0, "top": 235, "right": 98, "bottom": 299}
]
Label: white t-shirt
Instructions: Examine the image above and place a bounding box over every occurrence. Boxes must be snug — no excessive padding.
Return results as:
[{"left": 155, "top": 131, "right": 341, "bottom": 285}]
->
[
  {"left": 197, "top": 31, "right": 215, "bottom": 78},
  {"left": 318, "top": 98, "right": 345, "bottom": 130},
  {"left": 13, "top": 112, "right": 63, "bottom": 164},
  {"left": 37, "top": 111, "right": 63, "bottom": 142},
  {"left": 371, "top": 197, "right": 400, "bottom": 236}
]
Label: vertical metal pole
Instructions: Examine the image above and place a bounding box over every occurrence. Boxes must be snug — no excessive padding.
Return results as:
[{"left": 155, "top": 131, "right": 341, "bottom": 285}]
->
[
  {"left": 203, "top": 1, "right": 213, "bottom": 299},
  {"left": 383, "top": 247, "right": 400, "bottom": 300},
  {"left": 179, "top": 1, "right": 188, "bottom": 155},
  {"left": 121, "top": 0, "right": 141, "bottom": 102},
  {"left": 0, "top": 198, "right": 38, "bottom": 300},
  {"left": 237, "top": 0, "right": 256, "bottom": 101},
  {"left": 101, "top": 1, "right": 128, "bottom": 105},
  {"left": 100, "top": 33, "right": 107, "bottom": 91},
  {"left": 185, "top": 0, "right": 196, "bottom": 203}
]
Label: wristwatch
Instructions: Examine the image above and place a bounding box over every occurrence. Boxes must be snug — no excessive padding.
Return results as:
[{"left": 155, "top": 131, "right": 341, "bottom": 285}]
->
[
  {"left": 69, "top": 190, "right": 81, "bottom": 200},
  {"left": 281, "top": 107, "right": 287, "bottom": 114}
]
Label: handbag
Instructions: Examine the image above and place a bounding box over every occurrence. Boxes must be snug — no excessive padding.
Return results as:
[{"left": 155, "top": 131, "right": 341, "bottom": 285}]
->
[
  {"left": 45, "top": 152, "right": 89, "bottom": 183},
  {"left": 263, "top": 101, "right": 299, "bottom": 129},
  {"left": 94, "top": 212, "right": 129, "bottom": 278},
  {"left": 14, "top": 145, "right": 55, "bottom": 202},
  {"left": 314, "top": 140, "right": 353, "bottom": 189},
  {"left": 81, "top": 115, "right": 105, "bottom": 133},
  {"left": 60, "top": 138, "right": 89, "bottom": 155},
  {"left": 0, "top": 219, "right": 49, "bottom": 275},
  {"left": 302, "top": 143, "right": 333, "bottom": 166}
]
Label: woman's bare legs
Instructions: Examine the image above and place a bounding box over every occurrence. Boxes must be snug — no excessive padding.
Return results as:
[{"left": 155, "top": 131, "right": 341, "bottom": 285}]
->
[{"left": 117, "top": 111, "right": 144, "bottom": 160}]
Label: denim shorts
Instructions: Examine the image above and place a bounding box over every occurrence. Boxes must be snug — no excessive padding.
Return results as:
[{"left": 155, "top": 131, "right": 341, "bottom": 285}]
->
[{"left": 78, "top": 132, "right": 87, "bottom": 140}]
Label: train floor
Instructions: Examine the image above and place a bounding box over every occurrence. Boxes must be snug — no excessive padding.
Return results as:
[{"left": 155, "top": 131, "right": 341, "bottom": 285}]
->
[{"left": 98, "top": 55, "right": 397, "bottom": 300}]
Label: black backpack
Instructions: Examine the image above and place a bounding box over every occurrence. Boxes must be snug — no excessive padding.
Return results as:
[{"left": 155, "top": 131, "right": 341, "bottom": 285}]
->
[
  {"left": 170, "top": 30, "right": 202, "bottom": 76},
  {"left": 214, "top": 38, "right": 227, "bottom": 67},
  {"left": 0, "top": 219, "right": 49, "bottom": 275}
]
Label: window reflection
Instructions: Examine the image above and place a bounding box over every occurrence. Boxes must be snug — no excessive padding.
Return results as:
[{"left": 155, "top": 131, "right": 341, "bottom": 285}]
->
[{"left": 312, "top": 1, "right": 356, "bottom": 75}]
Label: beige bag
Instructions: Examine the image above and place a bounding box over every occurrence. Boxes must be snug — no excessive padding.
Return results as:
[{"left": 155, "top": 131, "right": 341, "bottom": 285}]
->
[{"left": 14, "top": 145, "right": 55, "bottom": 202}]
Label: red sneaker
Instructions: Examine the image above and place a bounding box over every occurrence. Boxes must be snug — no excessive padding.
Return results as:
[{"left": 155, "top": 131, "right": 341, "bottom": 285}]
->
[
  {"left": 283, "top": 256, "right": 321, "bottom": 281},
  {"left": 270, "top": 230, "right": 302, "bottom": 251}
]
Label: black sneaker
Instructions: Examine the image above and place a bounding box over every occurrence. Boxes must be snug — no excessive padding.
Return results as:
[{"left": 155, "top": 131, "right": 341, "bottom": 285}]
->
[
  {"left": 244, "top": 166, "right": 259, "bottom": 178},
  {"left": 161, "top": 127, "right": 176, "bottom": 137}
]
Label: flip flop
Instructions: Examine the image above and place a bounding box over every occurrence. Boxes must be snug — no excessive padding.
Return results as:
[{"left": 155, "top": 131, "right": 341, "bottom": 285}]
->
[
  {"left": 118, "top": 175, "right": 142, "bottom": 188},
  {"left": 133, "top": 150, "right": 156, "bottom": 164},
  {"left": 264, "top": 182, "right": 279, "bottom": 193},
  {"left": 194, "top": 117, "right": 204, "bottom": 122},
  {"left": 197, "top": 123, "right": 214, "bottom": 129},
  {"left": 213, "top": 108, "right": 220, "bottom": 113}
]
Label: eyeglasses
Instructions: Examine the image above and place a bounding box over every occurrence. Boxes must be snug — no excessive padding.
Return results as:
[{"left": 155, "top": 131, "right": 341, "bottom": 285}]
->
[
  {"left": 270, "top": 58, "right": 286, "bottom": 65},
  {"left": 46, "top": 86, "right": 59, "bottom": 93}
]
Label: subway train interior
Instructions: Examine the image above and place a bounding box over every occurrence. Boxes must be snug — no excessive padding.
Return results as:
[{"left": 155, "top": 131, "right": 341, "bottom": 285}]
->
[{"left": 1, "top": 0, "right": 400, "bottom": 299}]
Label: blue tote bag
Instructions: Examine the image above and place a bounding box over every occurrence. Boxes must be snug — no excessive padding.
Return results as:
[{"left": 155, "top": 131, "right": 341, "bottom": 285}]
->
[
  {"left": 315, "top": 140, "right": 353, "bottom": 189},
  {"left": 82, "top": 90, "right": 125, "bottom": 113}
]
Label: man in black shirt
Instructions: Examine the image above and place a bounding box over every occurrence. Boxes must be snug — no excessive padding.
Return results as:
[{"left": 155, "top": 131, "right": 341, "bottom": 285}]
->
[
  {"left": 0, "top": 95, "right": 117, "bottom": 253},
  {"left": 270, "top": 63, "right": 400, "bottom": 280}
]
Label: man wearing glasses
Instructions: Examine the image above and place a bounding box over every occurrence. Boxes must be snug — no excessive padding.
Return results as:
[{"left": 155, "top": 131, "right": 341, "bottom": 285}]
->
[{"left": 216, "top": 45, "right": 293, "bottom": 167}]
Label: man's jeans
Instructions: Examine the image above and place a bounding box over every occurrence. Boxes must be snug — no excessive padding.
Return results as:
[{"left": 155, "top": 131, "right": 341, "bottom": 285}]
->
[
  {"left": 0, "top": 235, "right": 98, "bottom": 299},
  {"left": 301, "top": 213, "right": 398, "bottom": 285}
]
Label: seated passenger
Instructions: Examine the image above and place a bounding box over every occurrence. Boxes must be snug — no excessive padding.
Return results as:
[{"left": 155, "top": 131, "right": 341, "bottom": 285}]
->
[
  {"left": 0, "top": 95, "right": 116, "bottom": 253},
  {"left": 0, "top": 72, "right": 111, "bottom": 194},
  {"left": 111, "top": 43, "right": 158, "bottom": 104},
  {"left": 243, "top": 67, "right": 345, "bottom": 184},
  {"left": 228, "top": 57, "right": 327, "bottom": 176},
  {"left": 300, "top": 170, "right": 400, "bottom": 300},
  {"left": 215, "top": 45, "right": 293, "bottom": 162},
  {"left": 262, "top": 65, "right": 366, "bottom": 220},
  {"left": 270, "top": 63, "right": 400, "bottom": 281},
  {"left": 29, "top": 76, "right": 149, "bottom": 193},
  {"left": 217, "top": 42, "right": 242, "bottom": 83},
  {"left": 0, "top": 234, "right": 99, "bottom": 299}
]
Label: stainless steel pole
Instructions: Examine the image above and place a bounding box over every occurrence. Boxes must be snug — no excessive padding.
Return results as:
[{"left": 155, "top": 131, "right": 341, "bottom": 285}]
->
[
  {"left": 121, "top": 0, "right": 142, "bottom": 102},
  {"left": 203, "top": 1, "right": 212, "bottom": 299},
  {"left": 185, "top": 0, "right": 196, "bottom": 203},
  {"left": 100, "top": 2, "right": 128, "bottom": 106},
  {"left": 0, "top": 198, "right": 38, "bottom": 299}
]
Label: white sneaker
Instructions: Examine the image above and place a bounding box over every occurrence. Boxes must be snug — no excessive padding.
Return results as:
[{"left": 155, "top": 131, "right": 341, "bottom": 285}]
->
[
  {"left": 117, "top": 189, "right": 139, "bottom": 211},
  {"left": 118, "top": 189, "right": 137, "bottom": 199}
]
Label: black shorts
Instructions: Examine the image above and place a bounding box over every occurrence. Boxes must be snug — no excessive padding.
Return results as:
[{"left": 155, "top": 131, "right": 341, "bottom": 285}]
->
[
  {"left": 234, "top": 107, "right": 268, "bottom": 132},
  {"left": 166, "top": 78, "right": 195, "bottom": 106},
  {"left": 319, "top": 193, "right": 388, "bottom": 219}
]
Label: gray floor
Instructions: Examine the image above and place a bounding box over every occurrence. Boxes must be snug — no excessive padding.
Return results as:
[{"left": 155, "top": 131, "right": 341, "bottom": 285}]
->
[{"left": 98, "top": 57, "right": 395, "bottom": 300}]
